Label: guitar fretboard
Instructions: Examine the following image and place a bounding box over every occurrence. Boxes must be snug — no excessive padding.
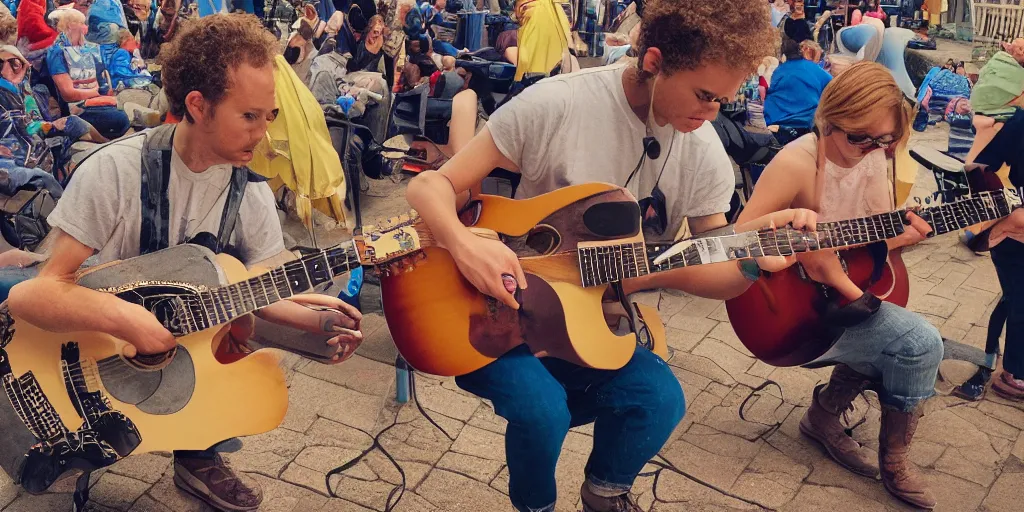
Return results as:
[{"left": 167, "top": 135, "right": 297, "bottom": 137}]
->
[
  {"left": 579, "top": 188, "right": 1023, "bottom": 287},
  {"left": 174, "top": 241, "right": 361, "bottom": 333}
]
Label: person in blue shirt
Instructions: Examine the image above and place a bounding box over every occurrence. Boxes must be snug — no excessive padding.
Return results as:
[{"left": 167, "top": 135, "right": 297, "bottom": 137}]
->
[
  {"left": 763, "top": 37, "right": 832, "bottom": 144},
  {"left": 422, "top": 0, "right": 459, "bottom": 56},
  {"left": 45, "top": 8, "right": 130, "bottom": 140}
]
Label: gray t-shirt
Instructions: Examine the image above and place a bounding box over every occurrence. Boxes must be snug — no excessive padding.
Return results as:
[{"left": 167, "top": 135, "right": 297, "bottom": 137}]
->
[
  {"left": 486, "top": 64, "right": 735, "bottom": 242},
  {"left": 48, "top": 135, "right": 285, "bottom": 266}
]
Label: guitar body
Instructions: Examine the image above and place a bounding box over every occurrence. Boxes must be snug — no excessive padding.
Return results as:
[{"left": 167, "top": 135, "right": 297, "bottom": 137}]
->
[
  {"left": 380, "top": 183, "right": 668, "bottom": 377},
  {"left": 0, "top": 245, "right": 287, "bottom": 492},
  {"left": 726, "top": 247, "right": 909, "bottom": 367}
]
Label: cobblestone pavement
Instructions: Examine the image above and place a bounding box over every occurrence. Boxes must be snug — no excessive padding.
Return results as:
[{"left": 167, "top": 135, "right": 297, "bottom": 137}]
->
[{"left": 4, "top": 128, "right": 1023, "bottom": 511}]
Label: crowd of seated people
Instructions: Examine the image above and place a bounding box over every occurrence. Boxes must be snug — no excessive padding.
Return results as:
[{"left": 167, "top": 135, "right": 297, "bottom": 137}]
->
[{"left": 0, "top": 0, "right": 538, "bottom": 253}]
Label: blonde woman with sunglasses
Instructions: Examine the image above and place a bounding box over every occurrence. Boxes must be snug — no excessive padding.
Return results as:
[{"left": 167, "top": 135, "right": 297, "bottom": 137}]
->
[{"left": 738, "top": 61, "right": 940, "bottom": 510}]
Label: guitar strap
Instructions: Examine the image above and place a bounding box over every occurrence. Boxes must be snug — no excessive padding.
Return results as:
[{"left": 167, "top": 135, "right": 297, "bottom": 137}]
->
[
  {"left": 136, "top": 124, "right": 260, "bottom": 256},
  {"left": 610, "top": 281, "right": 654, "bottom": 352}
]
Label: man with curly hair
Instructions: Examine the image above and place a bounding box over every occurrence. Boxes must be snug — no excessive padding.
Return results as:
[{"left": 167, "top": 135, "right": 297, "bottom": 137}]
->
[
  {"left": 7, "top": 14, "right": 363, "bottom": 511},
  {"left": 405, "top": 1, "right": 809, "bottom": 511}
]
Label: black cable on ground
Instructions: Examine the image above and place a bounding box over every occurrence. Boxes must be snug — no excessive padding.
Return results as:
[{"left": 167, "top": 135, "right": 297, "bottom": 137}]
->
[{"left": 326, "top": 370, "right": 456, "bottom": 511}]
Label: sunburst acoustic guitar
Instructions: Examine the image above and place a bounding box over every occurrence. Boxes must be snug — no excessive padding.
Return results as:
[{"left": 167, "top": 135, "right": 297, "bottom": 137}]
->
[
  {"left": 375, "top": 183, "right": 852, "bottom": 377},
  {"left": 724, "top": 186, "right": 1024, "bottom": 367}
]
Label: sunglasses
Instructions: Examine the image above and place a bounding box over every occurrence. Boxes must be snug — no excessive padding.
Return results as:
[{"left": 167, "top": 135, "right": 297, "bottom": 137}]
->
[
  {"left": 1, "top": 58, "right": 22, "bottom": 71},
  {"left": 833, "top": 124, "right": 896, "bottom": 150}
]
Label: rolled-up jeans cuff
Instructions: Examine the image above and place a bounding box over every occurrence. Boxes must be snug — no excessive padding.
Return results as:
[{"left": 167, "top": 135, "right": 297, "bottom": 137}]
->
[
  {"left": 879, "top": 390, "right": 934, "bottom": 412},
  {"left": 585, "top": 474, "right": 632, "bottom": 498}
]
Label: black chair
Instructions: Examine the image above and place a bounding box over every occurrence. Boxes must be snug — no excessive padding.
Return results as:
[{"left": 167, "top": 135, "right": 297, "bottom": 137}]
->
[{"left": 324, "top": 113, "right": 376, "bottom": 229}]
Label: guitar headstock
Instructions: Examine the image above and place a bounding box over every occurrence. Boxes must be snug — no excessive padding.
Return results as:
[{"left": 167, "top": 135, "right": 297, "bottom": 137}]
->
[{"left": 354, "top": 212, "right": 429, "bottom": 267}]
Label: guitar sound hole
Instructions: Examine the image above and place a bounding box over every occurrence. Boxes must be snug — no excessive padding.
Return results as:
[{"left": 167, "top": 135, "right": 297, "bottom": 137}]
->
[{"left": 524, "top": 226, "right": 561, "bottom": 256}]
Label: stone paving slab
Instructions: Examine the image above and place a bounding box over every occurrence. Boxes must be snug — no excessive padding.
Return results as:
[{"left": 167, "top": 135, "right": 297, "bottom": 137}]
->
[{"left": 4, "top": 129, "right": 1024, "bottom": 511}]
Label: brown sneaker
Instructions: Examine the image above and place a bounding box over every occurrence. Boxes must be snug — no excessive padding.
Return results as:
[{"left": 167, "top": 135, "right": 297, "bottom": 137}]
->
[
  {"left": 799, "top": 365, "right": 879, "bottom": 477},
  {"left": 580, "top": 482, "right": 641, "bottom": 512},
  {"left": 173, "top": 453, "right": 263, "bottom": 511}
]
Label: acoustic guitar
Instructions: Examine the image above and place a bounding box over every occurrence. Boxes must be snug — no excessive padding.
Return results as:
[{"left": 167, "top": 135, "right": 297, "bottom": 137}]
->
[
  {"left": 0, "top": 239, "right": 397, "bottom": 494},
  {"left": 725, "top": 186, "right": 1024, "bottom": 367},
  {"left": 375, "top": 183, "right": 852, "bottom": 377}
]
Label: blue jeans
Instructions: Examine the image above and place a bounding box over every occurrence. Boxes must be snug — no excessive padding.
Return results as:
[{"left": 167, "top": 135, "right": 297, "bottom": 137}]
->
[
  {"left": 991, "top": 238, "right": 1024, "bottom": 376},
  {"left": 455, "top": 344, "right": 685, "bottom": 512},
  {"left": 0, "top": 160, "right": 63, "bottom": 199},
  {"left": 433, "top": 39, "right": 460, "bottom": 56},
  {"left": 812, "top": 302, "right": 943, "bottom": 412},
  {"left": 78, "top": 106, "right": 130, "bottom": 140}
]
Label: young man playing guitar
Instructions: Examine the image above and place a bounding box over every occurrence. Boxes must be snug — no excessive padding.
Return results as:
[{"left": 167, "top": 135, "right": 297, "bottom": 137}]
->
[
  {"left": 737, "top": 63, "right": 941, "bottom": 510},
  {"left": 406, "top": 1, "right": 817, "bottom": 510},
  {"left": 6, "top": 14, "right": 363, "bottom": 512}
]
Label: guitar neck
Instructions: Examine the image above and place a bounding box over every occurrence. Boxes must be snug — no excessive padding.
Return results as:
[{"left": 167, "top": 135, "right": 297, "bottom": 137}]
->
[
  {"left": 579, "top": 188, "right": 1023, "bottom": 288},
  {"left": 178, "top": 241, "right": 361, "bottom": 333}
]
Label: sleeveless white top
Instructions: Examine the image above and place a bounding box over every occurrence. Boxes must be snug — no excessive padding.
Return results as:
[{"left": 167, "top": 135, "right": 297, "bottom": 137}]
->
[{"left": 792, "top": 134, "right": 893, "bottom": 222}]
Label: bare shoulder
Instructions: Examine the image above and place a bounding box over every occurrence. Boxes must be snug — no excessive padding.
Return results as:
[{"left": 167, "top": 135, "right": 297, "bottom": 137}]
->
[{"left": 769, "top": 138, "right": 819, "bottom": 178}]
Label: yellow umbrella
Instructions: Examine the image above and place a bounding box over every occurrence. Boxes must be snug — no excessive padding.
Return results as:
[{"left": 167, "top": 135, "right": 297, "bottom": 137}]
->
[
  {"left": 514, "top": 0, "right": 572, "bottom": 80},
  {"left": 250, "top": 55, "right": 351, "bottom": 232}
]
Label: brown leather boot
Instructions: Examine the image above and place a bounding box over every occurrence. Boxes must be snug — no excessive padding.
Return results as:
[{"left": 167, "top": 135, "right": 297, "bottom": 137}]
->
[
  {"left": 879, "top": 405, "right": 937, "bottom": 510},
  {"left": 799, "top": 364, "right": 879, "bottom": 477}
]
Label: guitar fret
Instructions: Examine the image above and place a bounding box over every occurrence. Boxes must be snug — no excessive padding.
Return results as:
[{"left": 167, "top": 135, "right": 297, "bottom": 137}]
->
[
  {"left": 234, "top": 283, "right": 251, "bottom": 315},
  {"left": 221, "top": 288, "right": 235, "bottom": 319},
  {"left": 949, "top": 202, "right": 963, "bottom": 225},
  {"left": 967, "top": 197, "right": 986, "bottom": 222},
  {"left": 226, "top": 285, "right": 239, "bottom": 317},
  {"left": 243, "top": 281, "right": 258, "bottom": 312},
  {"left": 262, "top": 274, "right": 280, "bottom": 302},
  {"left": 181, "top": 298, "right": 198, "bottom": 332},
  {"left": 614, "top": 245, "right": 623, "bottom": 280},
  {"left": 202, "top": 291, "right": 218, "bottom": 325},
  {"left": 212, "top": 290, "right": 228, "bottom": 323},
  {"left": 271, "top": 268, "right": 291, "bottom": 299}
]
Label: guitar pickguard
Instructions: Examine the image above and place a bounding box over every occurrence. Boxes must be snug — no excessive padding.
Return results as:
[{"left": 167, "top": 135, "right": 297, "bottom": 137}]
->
[{"left": 109, "top": 283, "right": 204, "bottom": 337}]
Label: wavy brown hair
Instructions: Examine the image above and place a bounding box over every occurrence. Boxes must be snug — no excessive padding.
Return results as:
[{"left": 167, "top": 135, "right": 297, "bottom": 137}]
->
[
  {"left": 638, "top": 0, "right": 779, "bottom": 76},
  {"left": 159, "top": 13, "right": 277, "bottom": 122}
]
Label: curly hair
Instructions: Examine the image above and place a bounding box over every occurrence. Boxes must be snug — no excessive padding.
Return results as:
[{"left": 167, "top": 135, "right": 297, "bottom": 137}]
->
[
  {"left": 159, "top": 14, "right": 277, "bottom": 121},
  {"left": 638, "top": 0, "right": 778, "bottom": 76}
]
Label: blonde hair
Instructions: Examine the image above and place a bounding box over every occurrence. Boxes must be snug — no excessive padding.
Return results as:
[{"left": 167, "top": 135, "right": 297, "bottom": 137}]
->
[
  {"left": 800, "top": 40, "right": 823, "bottom": 61},
  {"left": 811, "top": 61, "right": 911, "bottom": 208},
  {"left": 814, "top": 61, "right": 911, "bottom": 147},
  {"left": 49, "top": 8, "right": 87, "bottom": 33}
]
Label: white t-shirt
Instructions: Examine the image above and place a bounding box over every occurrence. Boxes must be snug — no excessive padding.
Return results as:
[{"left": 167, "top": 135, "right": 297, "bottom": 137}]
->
[
  {"left": 48, "top": 135, "right": 285, "bottom": 266},
  {"left": 486, "top": 64, "right": 735, "bottom": 242}
]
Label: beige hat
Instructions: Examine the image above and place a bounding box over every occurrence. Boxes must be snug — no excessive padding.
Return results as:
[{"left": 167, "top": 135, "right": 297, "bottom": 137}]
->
[{"left": 0, "top": 44, "right": 28, "bottom": 66}]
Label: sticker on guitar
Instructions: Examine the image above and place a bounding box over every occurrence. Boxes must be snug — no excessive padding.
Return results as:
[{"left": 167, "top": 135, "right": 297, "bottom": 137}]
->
[{"left": 652, "top": 231, "right": 762, "bottom": 268}]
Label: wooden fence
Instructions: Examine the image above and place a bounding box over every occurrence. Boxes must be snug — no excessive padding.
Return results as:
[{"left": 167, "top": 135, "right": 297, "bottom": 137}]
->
[{"left": 973, "top": 0, "right": 1024, "bottom": 43}]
